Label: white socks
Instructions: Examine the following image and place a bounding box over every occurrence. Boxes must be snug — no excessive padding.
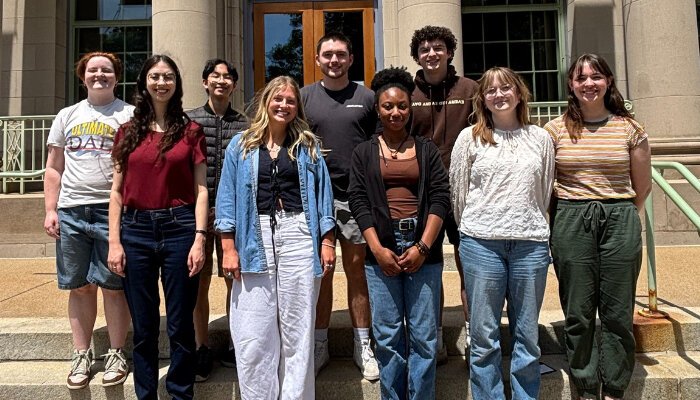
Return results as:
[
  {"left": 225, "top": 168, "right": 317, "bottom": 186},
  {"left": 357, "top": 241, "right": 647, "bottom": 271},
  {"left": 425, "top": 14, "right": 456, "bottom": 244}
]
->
[{"left": 353, "top": 327, "right": 370, "bottom": 343}]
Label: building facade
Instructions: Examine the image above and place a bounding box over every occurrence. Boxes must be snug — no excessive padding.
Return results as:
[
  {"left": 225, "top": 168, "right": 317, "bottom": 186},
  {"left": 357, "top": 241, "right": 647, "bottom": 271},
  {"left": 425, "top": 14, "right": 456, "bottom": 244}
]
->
[{"left": 1, "top": 0, "right": 700, "bottom": 240}]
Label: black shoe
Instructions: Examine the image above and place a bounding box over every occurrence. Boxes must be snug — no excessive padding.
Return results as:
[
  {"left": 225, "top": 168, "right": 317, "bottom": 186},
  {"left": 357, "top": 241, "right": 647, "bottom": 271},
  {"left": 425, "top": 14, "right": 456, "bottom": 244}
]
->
[
  {"left": 195, "top": 346, "right": 213, "bottom": 382},
  {"left": 220, "top": 347, "right": 236, "bottom": 368}
]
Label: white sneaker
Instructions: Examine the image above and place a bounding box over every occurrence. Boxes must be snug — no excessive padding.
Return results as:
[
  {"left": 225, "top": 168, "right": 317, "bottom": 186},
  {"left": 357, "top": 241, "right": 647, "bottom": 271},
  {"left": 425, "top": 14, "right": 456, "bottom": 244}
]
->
[
  {"left": 67, "top": 349, "right": 93, "bottom": 389},
  {"left": 353, "top": 339, "right": 379, "bottom": 381},
  {"left": 314, "top": 339, "right": 330, "bottom": 377},
  {"left": 101, "top": 348, "right": 129, "bottom": 387}
]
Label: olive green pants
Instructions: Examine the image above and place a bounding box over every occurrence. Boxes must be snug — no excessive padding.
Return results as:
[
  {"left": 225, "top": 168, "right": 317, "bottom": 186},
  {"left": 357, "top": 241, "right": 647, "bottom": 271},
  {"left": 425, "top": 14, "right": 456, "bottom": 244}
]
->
[{"left": 550, "top": 199, "right": 642, "bottom": 399}]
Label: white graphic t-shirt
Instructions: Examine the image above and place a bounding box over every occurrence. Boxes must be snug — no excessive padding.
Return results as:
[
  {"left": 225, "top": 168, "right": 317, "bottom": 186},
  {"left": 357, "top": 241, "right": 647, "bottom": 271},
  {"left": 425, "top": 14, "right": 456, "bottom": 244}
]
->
[{"left": 47, "top": 98, "right": 134, "bottom": 208}]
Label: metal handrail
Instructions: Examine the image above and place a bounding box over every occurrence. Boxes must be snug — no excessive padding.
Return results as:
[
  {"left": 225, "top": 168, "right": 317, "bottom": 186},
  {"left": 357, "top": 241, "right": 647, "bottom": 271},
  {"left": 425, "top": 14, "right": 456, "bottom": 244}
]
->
[
  {"left": 0, "top": 115, "right": 54, "bottom": 194},
  {"left": 640, "top": 161, "right": 700, "bottom": 318}
]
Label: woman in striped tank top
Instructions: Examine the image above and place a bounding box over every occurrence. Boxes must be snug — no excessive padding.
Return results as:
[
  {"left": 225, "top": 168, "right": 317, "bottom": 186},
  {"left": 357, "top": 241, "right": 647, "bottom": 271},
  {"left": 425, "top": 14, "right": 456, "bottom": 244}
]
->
[{"left": 544, "top": 54, "right": 652, "bottom": 400}]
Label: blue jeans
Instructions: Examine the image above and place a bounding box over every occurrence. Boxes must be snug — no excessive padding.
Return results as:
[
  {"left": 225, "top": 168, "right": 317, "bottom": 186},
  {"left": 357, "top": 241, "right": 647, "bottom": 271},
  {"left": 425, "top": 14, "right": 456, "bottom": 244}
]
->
[
  {"left": 121, "top": 205, "right": 200, "bottom": 400},
  {"left": 459, "top": 235, "right": 549, "bottom": 400},
  {"left": 365, "top": 219, "right": 442, "bottom": 400},
  {"left": 57, "top": 203, "right": 121, "bottom": 290}
]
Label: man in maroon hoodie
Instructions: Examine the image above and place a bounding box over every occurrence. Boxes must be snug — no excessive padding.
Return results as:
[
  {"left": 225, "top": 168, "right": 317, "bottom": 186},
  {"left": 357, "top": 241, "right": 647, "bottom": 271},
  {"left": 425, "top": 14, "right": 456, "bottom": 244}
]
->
[{"left": 409, "top": 25, "right": 478, "bottom": 364}]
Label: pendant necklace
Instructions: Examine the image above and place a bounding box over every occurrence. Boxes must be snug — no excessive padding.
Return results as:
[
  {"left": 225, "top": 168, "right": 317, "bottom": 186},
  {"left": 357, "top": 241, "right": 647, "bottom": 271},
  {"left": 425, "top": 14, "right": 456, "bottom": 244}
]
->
[{"left": 383, "top": 133, "right": 409, "bottom": 159}]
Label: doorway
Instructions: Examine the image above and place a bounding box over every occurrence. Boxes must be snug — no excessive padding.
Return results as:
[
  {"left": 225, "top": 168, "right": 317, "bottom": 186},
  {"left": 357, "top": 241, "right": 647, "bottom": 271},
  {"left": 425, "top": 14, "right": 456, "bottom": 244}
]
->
[{"left": 253, "top": 1, "right": 375, "bottom": 91}]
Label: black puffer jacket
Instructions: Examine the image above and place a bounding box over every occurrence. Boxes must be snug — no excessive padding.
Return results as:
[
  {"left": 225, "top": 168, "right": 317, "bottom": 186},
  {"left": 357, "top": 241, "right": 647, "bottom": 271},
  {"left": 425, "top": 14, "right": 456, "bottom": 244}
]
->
[{"left": 187, "top": 103, "right": 249, "bottom": 207}]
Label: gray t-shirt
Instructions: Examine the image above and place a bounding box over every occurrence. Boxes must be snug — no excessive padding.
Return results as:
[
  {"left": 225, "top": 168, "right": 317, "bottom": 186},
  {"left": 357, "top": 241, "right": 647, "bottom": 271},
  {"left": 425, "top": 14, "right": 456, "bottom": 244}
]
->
[{"left": 47, "top": 98, "right": 134, "bottom": 208}]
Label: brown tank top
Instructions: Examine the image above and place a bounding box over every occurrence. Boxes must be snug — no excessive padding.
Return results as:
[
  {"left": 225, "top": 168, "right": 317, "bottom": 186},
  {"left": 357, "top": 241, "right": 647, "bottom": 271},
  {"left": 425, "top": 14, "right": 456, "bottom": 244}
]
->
[{"left": 380, "top": 156, "right": 419, "bottom": 219}]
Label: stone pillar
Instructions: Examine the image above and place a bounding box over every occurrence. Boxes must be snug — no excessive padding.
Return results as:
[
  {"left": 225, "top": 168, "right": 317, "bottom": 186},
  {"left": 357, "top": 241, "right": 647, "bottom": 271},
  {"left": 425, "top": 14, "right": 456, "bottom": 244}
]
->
[
  {"left": 0, "top": 0, "right": 66, "bottom": 115},
  {"left": 623, "top": 0, "right": 700, "bottom": 141},
  {"left": 396, "top": 0, "right": 464, "bottom": 75},
  {"left": 152, "top": 0, "right": 216, "bottom": 110},
  {"left": 567, "top": 0, "right": 627, "bottom": 97}
]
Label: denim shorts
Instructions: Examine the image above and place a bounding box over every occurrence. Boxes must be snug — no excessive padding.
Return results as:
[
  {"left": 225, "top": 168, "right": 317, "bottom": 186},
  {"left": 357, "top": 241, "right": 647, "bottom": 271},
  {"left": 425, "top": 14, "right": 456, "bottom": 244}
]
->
[{"left": 56, "top": 203, "right": 123, "bottom": 290}]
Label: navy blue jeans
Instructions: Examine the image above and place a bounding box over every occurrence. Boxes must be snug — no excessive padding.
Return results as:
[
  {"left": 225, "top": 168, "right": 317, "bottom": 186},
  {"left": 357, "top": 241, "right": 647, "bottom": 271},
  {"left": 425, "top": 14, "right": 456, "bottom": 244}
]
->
[{"left": 121, "top": 205, "right": 200, "bottom": 400}]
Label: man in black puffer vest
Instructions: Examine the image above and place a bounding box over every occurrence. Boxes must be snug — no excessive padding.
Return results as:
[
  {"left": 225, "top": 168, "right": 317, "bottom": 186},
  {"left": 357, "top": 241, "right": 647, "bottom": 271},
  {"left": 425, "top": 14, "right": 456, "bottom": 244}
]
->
[{"left": 186, "top": 58, "right": 249, "bottom": 382}]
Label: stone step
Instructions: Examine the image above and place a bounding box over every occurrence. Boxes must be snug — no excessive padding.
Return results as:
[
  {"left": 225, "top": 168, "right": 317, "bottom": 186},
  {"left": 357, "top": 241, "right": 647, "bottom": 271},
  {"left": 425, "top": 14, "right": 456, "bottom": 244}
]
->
[
  {"left": 2, "top": 305, "right": 699, "bottom": 362},
  {"left": 0, "top": 352, "right": 697, "bottom": 399}
]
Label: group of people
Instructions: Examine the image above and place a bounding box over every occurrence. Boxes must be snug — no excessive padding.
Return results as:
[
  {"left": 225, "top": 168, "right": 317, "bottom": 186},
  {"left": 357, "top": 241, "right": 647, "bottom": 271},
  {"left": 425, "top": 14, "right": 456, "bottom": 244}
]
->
[{"left": 44, "top": 23, "right": 650, "bottom": 400}]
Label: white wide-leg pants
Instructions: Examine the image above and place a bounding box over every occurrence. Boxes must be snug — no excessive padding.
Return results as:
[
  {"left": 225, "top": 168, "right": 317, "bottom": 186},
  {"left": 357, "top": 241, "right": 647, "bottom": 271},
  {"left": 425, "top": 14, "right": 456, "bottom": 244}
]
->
[{"left": 231, "top": 211, "right": 321, "bottom": 400}]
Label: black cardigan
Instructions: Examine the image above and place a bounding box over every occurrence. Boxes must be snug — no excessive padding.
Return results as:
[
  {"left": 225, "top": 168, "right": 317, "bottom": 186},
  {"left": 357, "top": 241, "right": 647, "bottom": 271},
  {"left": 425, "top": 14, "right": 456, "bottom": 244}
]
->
[{"left": 348, "top": 134, "right": 451, "bottom": 265}]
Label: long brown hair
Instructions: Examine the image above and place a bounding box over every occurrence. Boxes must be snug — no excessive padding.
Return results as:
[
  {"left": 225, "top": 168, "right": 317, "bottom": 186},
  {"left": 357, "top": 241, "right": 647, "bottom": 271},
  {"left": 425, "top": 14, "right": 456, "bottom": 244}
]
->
[
  {"left": 112, "top": 54, "right": 189, "bottom": 173},
  {"left": 563, "top": 53, "right": 632, "bottom": 138},
  {"left": 471, "top": 67, "right": 531, "bottom": 145}
]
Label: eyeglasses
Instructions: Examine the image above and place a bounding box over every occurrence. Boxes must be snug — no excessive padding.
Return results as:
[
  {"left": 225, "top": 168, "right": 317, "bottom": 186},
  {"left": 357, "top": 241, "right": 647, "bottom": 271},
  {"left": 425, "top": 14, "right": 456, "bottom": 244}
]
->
[
  {"left": 208, "top": 73, "right": 235, "bottom": 82},
  {"left": 484, "top": 84, "right": 514, "bottom": 99},
  {"left": 147, "top": 73, "right": 176, "bottom": 83}
]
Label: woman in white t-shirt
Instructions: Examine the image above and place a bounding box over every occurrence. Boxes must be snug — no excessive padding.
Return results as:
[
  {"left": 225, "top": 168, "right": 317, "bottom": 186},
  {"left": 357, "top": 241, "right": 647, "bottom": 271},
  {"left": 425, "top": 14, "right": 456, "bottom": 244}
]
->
[
  {"left": 449, "top": 67, "right": 554, "bottom": 400},
  {"left": 44, "top": 52, "right": 134, "bottom": 390}
]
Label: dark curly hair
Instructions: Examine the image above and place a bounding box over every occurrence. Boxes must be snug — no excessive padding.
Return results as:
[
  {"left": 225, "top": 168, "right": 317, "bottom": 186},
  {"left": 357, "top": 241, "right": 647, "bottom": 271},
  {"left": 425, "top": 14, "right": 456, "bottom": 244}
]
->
[
  {"left": 370, "top": 67, "right": 415, "bottom": 106},
  {"left": 563, "top": 53, "right": 632, "bottom": 139},
  {"left": 409, "top": 25, "right": 458, "bottom": 64},
  {"left": 112, "top": 54, "right": 189, "bottom": 173}
]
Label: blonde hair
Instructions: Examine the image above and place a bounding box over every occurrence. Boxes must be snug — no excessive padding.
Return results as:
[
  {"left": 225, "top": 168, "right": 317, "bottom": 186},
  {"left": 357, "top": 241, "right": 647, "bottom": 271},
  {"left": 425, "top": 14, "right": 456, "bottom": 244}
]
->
[
  {"left": 471, "top": 67, "right": 531, "bottom": 145},
  {"left": 240, "top": 76, "right": 320, "bottom": 161}
]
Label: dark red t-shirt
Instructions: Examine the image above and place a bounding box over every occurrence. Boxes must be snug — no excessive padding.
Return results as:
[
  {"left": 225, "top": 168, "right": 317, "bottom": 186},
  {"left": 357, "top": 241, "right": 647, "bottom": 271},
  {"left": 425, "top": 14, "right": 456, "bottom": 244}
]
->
[{"left": 115, "top": 120, "right": 206, "bottom": 210}]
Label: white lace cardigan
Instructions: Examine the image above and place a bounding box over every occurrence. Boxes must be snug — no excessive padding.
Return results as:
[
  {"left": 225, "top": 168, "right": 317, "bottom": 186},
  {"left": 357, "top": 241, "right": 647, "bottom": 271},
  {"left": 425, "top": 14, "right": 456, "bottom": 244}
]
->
[{"left": 449, "top": 124, "right": 555, "bottom": 242}]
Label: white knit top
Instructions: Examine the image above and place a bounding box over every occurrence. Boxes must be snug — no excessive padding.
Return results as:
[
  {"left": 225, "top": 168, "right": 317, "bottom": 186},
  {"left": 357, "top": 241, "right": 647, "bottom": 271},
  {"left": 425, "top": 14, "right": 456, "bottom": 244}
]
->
[{"left": 449, "top": 124, "right": 555, "bottom": 242}]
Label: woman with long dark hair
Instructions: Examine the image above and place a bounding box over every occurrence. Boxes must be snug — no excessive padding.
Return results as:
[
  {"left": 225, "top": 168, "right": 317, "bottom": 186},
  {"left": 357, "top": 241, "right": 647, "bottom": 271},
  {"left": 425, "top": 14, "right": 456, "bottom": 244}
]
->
[
  {"left": 544, "top": 53, "right": 651, "bottom": 400},
  {"left": 450, "top": 67, "right": 554, "bottom": 399},
  {"left": 348, "top": 67, "right": 450, "bottom": 399},
  {"left": 107, "top": 54, "right": 207, "bottom": 400},
  {"left": 215, "top": 75, "right": 335, "bottom": 399}
]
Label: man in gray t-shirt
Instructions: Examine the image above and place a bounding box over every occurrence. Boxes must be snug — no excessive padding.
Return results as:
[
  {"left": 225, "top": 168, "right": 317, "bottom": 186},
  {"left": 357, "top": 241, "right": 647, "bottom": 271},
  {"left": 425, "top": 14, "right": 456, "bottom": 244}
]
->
[{"left": 301, "top": 32, "right": 379, "bottom": 381}]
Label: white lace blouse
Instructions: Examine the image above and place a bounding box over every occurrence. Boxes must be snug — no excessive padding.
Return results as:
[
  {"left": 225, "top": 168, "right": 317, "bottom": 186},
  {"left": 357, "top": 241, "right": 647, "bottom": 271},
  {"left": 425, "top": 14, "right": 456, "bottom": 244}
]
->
[{"left": 449, "top": 124, "right": 555, "bottom": 242}]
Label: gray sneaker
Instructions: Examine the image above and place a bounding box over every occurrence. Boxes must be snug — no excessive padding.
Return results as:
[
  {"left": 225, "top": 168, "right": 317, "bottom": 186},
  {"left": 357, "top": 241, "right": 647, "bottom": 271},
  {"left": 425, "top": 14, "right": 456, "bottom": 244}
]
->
[
  {"left": 67, "top": 349, "right": 93, "bottom": 390},
  {"left": 102, "top": 348, "right": 129, "bottom": 387}
]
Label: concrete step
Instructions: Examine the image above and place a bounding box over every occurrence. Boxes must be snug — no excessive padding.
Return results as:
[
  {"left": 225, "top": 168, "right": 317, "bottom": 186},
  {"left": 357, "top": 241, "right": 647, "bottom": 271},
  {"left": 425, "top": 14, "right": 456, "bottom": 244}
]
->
[
  {"left": 0, "top": 353, "right": 697, "bottom": 399},
  {"left": 2, "top": 304, "right": 699, "bottom": 361}
]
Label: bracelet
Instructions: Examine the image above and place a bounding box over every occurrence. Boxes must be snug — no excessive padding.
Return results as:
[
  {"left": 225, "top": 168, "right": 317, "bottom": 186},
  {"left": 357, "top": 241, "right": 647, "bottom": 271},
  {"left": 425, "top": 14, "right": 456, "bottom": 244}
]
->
[
  {"left": 195, "top": 229, "right": 207, "bottom": 236},
  {"left": 321, "top": 242, "right": 336, "bottom": 249},
  {"left": 414, "top": 240, "right": 430, "bottom": 255}
]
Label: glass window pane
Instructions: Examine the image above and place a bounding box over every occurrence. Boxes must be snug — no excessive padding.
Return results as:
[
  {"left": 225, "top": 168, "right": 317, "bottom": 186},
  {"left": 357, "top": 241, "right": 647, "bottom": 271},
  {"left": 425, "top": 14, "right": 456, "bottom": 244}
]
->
[
  {"left": 532, "top": 11, "right": 556, "bottom": 39},
  {"left": 520, "top": 72, "right": 534, "bottom": 97},
  {"left": 484, "top": 42, "right": 507, "bottom": 69},
  {"left": 264, "top": 13, "right": 303, "bottom": 85},
  {"left": 124, "top": 83, "right": 137, "bottom": 103},
  {"left": 125, "top": 53, "right": 147, "bottom": 82},
  {"left": 463, "top": 0, "right": 484, "bottom": 5},
  {"left": 324, "top": 11, "right": 365, "bottom": 83},
  {"left": 102, "top": 27, "right": 124, "bottom": 52},
  {"left": 534, "top": 40, "right": 557, "bottom": 70},
  {"left": 77, "top": 28, "right": 101, "bottom": 53},
  {"left": 75, "top": 0, "right": 98, "bottom": 21},
  {"left": 509, "top": 42, "right": 532, "bottom": 71},
  {"left": 483, "top": 13, "right": 507, "bottom": 42},
  {"left": 507, "top": 12, "right": 530, "bottom": 41},
  {"left": 126, "top": 26, "right": 149, "bottom": 52},
  {"left": 534, "top": 72, "right": 558, "bottom": 101},
  {"left": 462, "top": 13, "right": 482, "bottom": 42},
  {"left": 508, "top": 0, "right": 532, "bottom": 4},
  {"left": 463, "top": 44, "right": 484, "bottom": 74}
]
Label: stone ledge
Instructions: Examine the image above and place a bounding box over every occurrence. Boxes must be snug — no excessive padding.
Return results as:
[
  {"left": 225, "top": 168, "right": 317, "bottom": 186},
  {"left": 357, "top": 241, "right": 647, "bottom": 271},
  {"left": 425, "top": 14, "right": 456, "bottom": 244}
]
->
[{"left": 0, "top": 353, "right": 697, "bottom": 399}]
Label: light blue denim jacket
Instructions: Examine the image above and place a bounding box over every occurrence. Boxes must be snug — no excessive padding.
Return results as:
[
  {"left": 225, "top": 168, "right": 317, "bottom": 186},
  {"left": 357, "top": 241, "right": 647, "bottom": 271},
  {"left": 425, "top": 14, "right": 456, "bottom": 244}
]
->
[{"left": 214, "top": 133, "right": 335, "bottom": 277}]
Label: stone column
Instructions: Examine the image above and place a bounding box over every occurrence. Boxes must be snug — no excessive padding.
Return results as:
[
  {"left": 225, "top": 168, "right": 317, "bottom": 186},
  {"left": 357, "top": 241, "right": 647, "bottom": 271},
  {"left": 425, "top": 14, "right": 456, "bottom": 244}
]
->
[
  {"left": 567, "top": 0, "right": 628, "bottom": 97},
  {"left": 396, "top": 0, "right": 464, "bottom": 75},
  {"left": 152, "top": 0, "right": 216, "bottom": 109},
  {"left": 623, "top": 0, "right": 700, "bottom": 141}
]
